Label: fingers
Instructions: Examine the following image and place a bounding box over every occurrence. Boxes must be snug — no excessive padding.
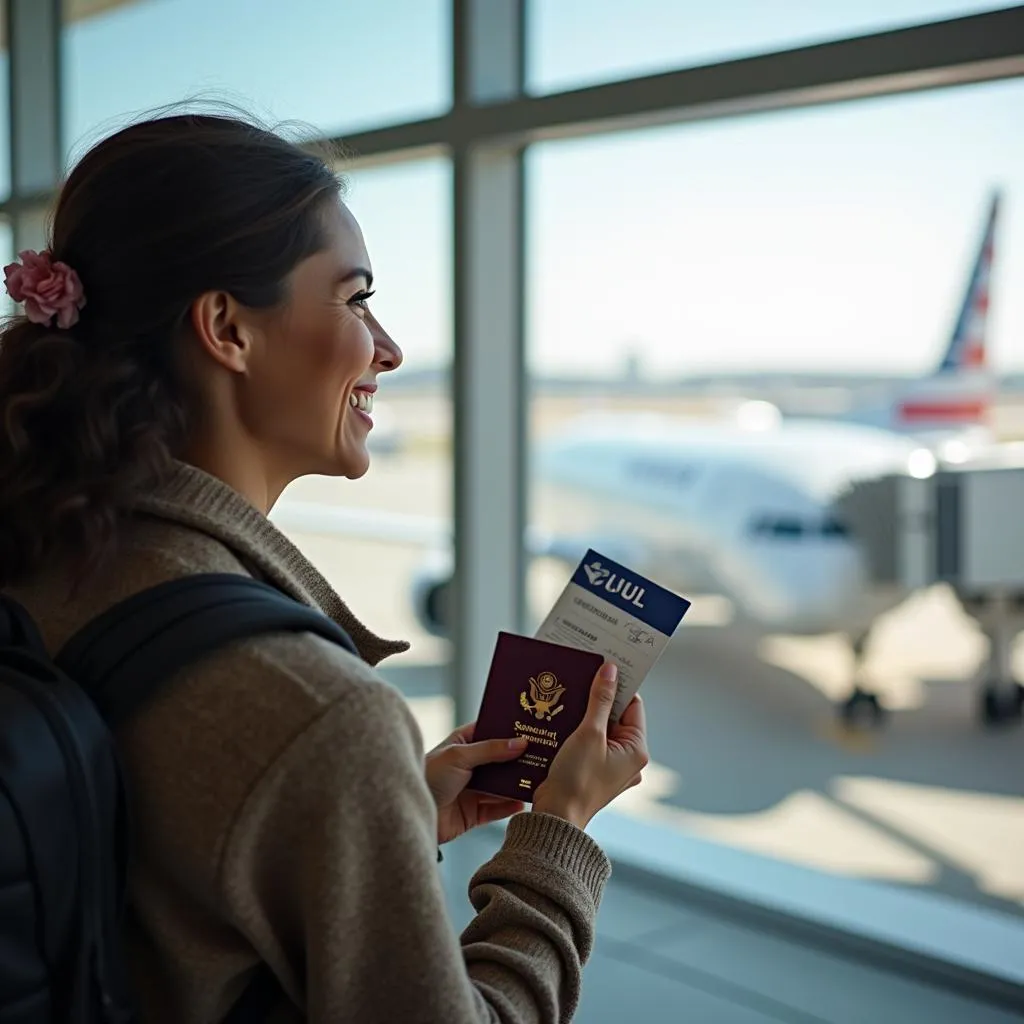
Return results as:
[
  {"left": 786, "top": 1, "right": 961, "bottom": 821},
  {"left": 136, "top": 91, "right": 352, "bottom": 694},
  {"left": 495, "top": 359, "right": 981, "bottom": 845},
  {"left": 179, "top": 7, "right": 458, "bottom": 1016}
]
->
[
  {"left": 610, "top": 696, "right": 650, "bottom": 778},
  {"left": 476, "top": 799, "right": 526, "bottom": 825},
  {"left": 428, "top": 720, "right": 477, "bottom": 757},
  {"left": 448, "top": 736, "right": 528, "bottom": 768},
  {"left": 617, "top": 693, "right": 646, "bottom": 735},
  {"left": 611, "top": 772, "right": 643, "bottom": 800},
  {"left": 448, "top": 721, "right": 477, "bottom": 745},
  {"left": 583, "top": 661, "right": 619, "bottom": 733}
]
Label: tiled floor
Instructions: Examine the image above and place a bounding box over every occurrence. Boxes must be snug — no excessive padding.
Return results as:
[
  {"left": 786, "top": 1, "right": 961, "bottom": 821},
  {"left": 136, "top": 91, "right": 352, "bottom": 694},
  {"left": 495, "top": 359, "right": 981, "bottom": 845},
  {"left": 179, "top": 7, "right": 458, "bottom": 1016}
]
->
[{"left": 439, "top": 826, "right": 1024, "bottom": 1024}]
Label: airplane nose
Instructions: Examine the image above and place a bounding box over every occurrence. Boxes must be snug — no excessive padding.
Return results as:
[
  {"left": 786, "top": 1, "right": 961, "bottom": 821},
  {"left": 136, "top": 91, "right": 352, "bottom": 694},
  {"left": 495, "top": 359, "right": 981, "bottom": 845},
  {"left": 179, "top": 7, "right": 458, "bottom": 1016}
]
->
[{"left": 737, "top": 541, "right": 870, "bottom": 633}]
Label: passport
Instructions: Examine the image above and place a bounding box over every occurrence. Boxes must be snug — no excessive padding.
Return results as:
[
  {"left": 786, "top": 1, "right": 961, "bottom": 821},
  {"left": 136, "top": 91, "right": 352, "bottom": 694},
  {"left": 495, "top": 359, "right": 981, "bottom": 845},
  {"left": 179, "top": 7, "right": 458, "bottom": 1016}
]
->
[{"left": 469, "top": 631, "right": 605, "bottom": 803}]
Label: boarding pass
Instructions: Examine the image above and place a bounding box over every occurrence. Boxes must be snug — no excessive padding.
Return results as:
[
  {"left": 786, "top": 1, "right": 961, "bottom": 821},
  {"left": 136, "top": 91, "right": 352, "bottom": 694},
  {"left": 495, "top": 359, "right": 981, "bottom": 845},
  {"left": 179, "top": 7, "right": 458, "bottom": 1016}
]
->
[{"left": 534, "top": 549, "right": 691, "bottom": 723}]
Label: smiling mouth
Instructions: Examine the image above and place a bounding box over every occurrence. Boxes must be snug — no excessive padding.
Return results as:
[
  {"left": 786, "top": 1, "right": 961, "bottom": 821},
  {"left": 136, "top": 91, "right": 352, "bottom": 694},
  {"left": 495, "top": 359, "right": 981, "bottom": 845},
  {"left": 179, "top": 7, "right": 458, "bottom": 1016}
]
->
[{"left": 349, "top": 391, "right": 374, "bottom": 413}]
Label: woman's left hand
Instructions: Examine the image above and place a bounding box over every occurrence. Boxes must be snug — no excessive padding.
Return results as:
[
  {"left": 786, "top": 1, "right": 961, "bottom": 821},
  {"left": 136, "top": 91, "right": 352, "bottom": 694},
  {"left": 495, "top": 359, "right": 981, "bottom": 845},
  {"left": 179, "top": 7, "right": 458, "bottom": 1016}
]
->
[{"left": 425, "top": 722, "right": 528, "bottom": 844}]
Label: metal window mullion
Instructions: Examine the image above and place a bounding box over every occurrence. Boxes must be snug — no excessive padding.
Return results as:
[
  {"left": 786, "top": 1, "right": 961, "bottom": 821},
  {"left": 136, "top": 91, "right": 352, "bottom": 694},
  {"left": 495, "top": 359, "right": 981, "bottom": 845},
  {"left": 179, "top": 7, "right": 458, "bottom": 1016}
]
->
[
  {"left": 451, "top": 0, "right": 527, "bottom": 724},
  {"left": 7, "top": 0, "right": 61, "bottom": 252},
  {"left": 452, "top": 142, "right": 526, "bottom": 723}
]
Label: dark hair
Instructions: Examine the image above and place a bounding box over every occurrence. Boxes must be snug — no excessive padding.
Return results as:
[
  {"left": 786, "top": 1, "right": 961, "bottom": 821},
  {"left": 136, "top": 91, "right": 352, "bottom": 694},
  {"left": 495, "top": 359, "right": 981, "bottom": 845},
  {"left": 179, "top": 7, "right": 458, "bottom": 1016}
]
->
[{"left": 0, "top": 110, "right": 344, "bottom": 588}]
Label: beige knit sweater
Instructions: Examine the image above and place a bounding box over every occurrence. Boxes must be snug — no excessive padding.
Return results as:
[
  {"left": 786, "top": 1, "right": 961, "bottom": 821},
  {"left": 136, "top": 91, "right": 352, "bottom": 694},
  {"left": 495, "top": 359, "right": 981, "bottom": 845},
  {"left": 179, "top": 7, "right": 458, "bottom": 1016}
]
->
[{"left": 5, "top": 461, "right": 611, "bottom": 1024}]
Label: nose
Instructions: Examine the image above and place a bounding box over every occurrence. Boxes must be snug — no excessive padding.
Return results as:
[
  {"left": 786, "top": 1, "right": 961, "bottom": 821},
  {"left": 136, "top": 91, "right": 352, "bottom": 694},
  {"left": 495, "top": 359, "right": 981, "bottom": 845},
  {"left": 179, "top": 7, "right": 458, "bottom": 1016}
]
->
[{"left": 373, "top": 319, "right": 403, "bottom": 372}]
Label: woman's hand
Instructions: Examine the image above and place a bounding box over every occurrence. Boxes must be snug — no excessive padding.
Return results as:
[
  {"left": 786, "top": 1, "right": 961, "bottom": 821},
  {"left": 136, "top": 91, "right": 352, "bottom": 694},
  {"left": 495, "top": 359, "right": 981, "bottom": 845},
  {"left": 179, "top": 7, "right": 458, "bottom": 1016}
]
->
[
  {"left": 533, "top": 662, "right": 649, "bottom": 831},
  {"left": 425, "top": 722, "right": 528, "bottom": 844}
]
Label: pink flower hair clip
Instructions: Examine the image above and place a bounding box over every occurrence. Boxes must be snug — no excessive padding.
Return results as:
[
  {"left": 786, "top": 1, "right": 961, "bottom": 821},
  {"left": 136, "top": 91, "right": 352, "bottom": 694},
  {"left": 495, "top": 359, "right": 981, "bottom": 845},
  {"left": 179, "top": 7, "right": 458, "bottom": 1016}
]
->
[{"left": 3, "top": 249, "right": 86, "bottom": 329}]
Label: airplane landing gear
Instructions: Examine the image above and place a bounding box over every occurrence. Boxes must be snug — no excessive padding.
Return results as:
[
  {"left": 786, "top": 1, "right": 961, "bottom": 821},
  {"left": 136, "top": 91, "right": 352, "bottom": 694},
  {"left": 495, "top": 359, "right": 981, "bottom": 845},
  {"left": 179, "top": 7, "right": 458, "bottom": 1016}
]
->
[
  {"left": 980, "top": 683, "right": 1024, "bottom": 726},
  {"left": 962, "top": 592, "right": 1024, "bottom": 728},
  {"left": 838, "top": 632, "right": 886, "bottom": 728},
  {"left": 840, "top": 686, "right": 885, "bottom": 727}
]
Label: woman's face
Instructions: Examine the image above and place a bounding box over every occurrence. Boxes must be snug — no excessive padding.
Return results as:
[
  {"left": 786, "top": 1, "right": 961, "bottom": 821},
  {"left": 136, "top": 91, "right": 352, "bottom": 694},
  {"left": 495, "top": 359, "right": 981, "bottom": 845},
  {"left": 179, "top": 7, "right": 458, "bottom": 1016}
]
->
[{"left": 241, "top": 197, "right": 403, "bottom": 488}]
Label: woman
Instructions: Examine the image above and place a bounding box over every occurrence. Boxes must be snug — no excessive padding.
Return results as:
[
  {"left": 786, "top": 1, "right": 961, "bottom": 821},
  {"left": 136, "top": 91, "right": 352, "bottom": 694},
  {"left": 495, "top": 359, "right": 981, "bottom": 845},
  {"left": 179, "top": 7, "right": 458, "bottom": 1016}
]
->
[{"left": 0, "top": 113, "right": 648, "bottom": 1023}]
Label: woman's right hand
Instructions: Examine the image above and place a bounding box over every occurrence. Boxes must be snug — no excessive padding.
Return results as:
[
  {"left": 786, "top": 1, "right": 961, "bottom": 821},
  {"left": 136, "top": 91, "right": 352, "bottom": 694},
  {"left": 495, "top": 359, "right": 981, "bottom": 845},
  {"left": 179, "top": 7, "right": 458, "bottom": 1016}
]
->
[{"left": 532, "top": 661, "right": 649, "bottom": 831}]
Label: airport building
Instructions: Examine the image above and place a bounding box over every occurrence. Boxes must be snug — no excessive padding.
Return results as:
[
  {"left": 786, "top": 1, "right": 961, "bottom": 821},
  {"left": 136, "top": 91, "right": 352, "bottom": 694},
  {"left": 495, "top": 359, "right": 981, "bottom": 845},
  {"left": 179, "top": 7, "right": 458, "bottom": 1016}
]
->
[{"left": 3, "top": 2, "right": 1024, "bottom": 1020}]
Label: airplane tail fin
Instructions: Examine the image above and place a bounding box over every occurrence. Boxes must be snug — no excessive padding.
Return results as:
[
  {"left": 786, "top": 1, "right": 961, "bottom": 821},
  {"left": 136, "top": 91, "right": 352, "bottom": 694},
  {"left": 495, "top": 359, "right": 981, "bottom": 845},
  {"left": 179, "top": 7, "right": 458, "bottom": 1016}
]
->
[
  {"left": 936, "top": 189, "right": 998, "bottom": 375},
  {"left": 894, "top": 190, "right": 999, "bottom": 432}
]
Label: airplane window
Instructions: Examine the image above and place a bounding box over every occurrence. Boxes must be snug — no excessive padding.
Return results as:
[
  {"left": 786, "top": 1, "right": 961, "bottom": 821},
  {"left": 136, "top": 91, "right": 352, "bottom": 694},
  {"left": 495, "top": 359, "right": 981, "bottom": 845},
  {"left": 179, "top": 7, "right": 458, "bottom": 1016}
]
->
[
  {"left": 771, "top": 518, "right": 805, "bottom": 538},
  {"left": 749, "top": 515, "right": 806, "bottom": 538},
  {"left": 750, "top": 515, "right": 850, "bottom": 539},
  {"left": 821, "top": 517, "right": 850, "bottom": 538},
  {"left": 631, "top": 460, "right": 697, "bottom": 486},
  {"left": 749, "top": 516, "right": 771, "bottom": 536}
]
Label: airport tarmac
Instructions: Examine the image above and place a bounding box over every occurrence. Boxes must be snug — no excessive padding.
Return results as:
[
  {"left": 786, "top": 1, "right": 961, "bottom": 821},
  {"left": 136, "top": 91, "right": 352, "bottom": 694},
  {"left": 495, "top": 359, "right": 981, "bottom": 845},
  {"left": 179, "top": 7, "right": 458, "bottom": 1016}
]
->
[{"left": 278, "top": 429, "right": 1024, "bottom": 924}]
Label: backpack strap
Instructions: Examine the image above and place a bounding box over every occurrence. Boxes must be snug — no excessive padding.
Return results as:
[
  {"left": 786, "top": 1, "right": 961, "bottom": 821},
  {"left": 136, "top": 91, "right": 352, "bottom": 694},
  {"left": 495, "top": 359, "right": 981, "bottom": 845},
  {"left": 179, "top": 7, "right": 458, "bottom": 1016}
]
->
[
  {"left": 54, "top": 573, "right": 360, "bottom": 1024},
  {"left": 222, "top": 967, "right": 285, "bottom": 1024},
  {"left": 0, "top": 591, "right": 50, "bottom": 654},
  {"left": 57, "top": 573, "right": 359, "bottom": 726}
]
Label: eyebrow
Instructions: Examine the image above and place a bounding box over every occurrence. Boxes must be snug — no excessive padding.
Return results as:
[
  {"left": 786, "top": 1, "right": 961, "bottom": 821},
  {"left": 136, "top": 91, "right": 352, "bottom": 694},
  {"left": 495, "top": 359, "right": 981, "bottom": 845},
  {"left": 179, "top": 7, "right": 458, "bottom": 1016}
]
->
[{"left": 338, "top": 267, "right": 373, "bottom": 289}]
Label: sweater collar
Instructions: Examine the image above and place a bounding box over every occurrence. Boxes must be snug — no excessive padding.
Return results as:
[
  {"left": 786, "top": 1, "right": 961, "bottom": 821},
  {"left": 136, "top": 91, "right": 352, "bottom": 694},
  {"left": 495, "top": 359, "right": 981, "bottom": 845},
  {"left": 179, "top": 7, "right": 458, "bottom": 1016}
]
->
[{"left": 132, "top": 460, "right": 410, "bottom": 666}]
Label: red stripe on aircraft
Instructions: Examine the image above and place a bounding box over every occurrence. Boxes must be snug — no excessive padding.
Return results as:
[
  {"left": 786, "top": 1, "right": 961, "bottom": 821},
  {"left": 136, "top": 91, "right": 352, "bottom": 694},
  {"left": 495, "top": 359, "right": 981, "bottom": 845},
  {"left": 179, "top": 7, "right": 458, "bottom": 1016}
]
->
[
  {"left": 962, "top": 344, "right": 986, "bottom": 367},
  {"left": 897, "top": 399, "right": 988, "bottom": 422}
]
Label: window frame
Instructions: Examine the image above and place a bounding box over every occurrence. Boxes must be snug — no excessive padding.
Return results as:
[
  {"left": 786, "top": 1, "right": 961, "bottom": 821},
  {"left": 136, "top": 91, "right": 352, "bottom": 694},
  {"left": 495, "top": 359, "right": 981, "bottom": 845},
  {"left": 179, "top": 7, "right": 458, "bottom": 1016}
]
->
[{"left": 5, "top": 0, "right": 1022, "bottom": 1000}]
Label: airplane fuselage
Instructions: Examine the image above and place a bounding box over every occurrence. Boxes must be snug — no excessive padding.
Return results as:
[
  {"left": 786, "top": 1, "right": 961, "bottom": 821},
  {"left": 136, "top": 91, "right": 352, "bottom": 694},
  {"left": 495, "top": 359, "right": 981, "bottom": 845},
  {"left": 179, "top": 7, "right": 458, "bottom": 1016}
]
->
[{"left": 534, "top": 416, "right": 926, "bottom": 637}]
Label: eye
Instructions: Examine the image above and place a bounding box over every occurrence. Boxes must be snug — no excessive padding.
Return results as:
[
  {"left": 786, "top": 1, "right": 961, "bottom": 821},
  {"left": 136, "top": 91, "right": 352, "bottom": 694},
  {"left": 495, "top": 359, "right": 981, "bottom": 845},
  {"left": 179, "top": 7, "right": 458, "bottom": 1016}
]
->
[{"left": 348, "top": 289, "right": 376, "bottom": 312}]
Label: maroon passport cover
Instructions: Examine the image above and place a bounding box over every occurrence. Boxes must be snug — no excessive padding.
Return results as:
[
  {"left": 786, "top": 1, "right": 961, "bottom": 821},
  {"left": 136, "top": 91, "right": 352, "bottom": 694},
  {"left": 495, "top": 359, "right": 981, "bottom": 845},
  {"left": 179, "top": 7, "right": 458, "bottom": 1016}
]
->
[{"left": 469, "top": 631, "right": 605, "bottom": 803}]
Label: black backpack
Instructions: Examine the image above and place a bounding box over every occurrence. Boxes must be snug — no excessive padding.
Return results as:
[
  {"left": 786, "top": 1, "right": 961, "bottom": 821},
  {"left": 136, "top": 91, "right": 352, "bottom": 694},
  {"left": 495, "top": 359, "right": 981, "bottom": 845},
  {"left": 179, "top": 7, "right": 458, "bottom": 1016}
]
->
[{"left": 0, "top": 573, "right": 360, "bottom": 1024}]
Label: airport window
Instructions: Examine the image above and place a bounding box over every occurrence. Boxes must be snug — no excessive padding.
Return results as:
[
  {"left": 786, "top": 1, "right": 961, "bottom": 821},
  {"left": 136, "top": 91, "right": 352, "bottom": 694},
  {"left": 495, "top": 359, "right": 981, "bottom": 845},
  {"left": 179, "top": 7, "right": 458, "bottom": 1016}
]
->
[
  {"left": 526, "top": 77, "right": 1023, "bottom": 380},
  {"left": 0, "top": 2, "right": 9, "bottom": 201},
  {"left": 272, "top": 156, "right": 456, "bottom": 749},
  {"left": 0, "top": 218, "right": 11, "bottom": 315},
  {"left": 60, "top": 0, "right": 450, "bottom": 160},
  {"left": 527, "top": 0, "right": 1014, "bottom": 94},
  {"left": 526, "top": 74, "right": 1024, "bottom": 924}
]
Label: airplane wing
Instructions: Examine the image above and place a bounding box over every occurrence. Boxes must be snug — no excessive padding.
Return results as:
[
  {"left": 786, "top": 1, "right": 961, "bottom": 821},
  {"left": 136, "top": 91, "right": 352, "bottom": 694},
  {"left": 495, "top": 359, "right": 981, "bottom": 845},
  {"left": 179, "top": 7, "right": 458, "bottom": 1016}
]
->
[
  {"left": 270, "top": 500, "right": 645, "bottom": 569},
  {"left": 270, "top": 500, "right": 451, "bottom": 547}
]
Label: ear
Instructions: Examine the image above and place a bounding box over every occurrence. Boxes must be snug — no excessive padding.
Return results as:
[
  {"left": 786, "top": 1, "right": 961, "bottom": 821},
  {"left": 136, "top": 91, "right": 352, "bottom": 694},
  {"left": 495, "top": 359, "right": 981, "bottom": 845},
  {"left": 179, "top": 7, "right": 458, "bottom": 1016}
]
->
[{"left": 188, "top": 290, "right": 255, "bottom": 373}]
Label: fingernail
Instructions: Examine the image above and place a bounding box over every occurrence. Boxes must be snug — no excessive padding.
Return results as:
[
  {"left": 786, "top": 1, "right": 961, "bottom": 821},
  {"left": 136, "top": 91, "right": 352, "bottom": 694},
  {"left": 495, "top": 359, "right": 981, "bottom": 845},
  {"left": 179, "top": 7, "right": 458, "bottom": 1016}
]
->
[
  {"left": 510, "top": 737, "right": 529, "bottom": 749},
  {"left": 599, "top": 662, "right": 618, "bottom": 683}
]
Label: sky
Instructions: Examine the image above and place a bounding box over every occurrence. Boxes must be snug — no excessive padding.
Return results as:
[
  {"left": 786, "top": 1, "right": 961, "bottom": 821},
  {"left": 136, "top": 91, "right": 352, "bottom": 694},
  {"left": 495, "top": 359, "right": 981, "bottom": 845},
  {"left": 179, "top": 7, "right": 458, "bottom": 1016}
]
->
[{"left": 2, "top": 0, "right": 1021, "bottom": 378}]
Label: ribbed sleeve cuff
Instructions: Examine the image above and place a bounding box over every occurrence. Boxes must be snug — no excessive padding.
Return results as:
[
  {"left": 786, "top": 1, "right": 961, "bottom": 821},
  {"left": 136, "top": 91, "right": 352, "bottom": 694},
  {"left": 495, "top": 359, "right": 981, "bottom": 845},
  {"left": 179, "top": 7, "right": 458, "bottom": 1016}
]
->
[{"left": 500, "top": 812, "right": 611, "bottom": 907}]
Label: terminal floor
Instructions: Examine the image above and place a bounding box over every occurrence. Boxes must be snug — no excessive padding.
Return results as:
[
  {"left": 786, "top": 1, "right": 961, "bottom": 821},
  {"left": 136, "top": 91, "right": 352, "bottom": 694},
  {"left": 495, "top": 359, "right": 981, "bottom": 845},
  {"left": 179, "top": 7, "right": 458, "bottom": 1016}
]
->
[{"left": 440, "top": 826, "right": 1024, "bottom": 1024}]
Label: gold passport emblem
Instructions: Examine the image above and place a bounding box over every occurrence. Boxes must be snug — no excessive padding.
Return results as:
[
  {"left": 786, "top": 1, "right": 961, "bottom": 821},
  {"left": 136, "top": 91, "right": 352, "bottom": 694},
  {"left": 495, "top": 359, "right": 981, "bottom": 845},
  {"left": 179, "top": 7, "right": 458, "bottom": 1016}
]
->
[{"left": 520, "top": 670, "right": 566, "bottom": 722}]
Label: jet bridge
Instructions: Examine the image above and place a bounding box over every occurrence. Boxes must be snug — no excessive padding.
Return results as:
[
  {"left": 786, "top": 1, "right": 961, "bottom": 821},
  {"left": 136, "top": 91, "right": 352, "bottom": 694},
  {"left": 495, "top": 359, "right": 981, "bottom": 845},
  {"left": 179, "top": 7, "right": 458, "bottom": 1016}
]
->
[{"left": 832, "top": 461, "right": 1024, "bottom": 726}]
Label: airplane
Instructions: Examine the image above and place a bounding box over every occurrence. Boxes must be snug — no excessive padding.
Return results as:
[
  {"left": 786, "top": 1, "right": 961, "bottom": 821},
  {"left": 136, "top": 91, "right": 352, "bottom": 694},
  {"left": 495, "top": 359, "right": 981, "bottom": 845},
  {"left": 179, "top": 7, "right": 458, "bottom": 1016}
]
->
[{"left": 271, "top": 191, "right": 1019, "bottom": 727}]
